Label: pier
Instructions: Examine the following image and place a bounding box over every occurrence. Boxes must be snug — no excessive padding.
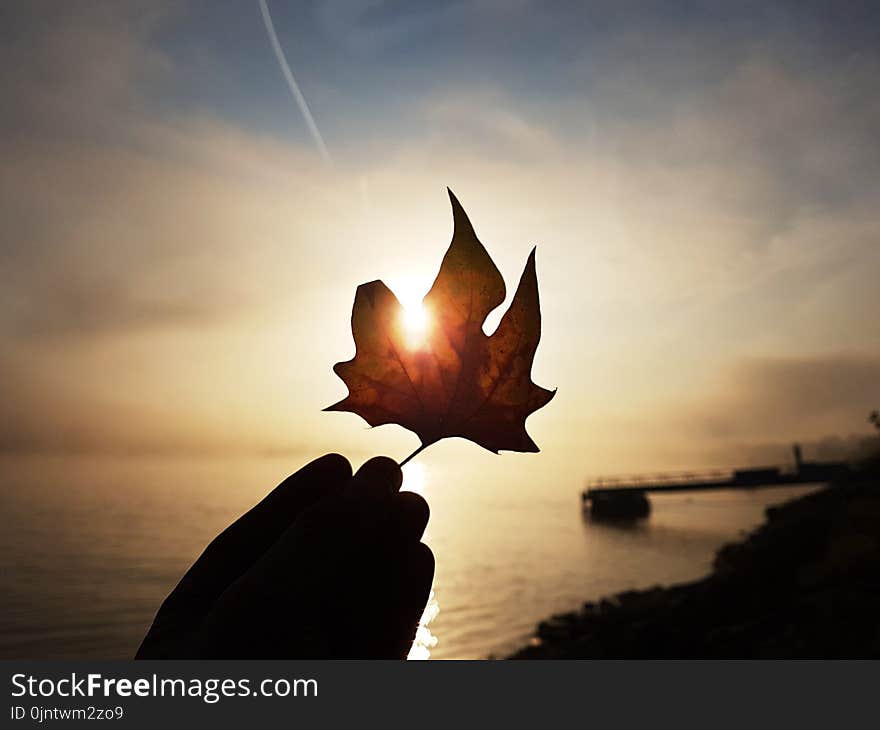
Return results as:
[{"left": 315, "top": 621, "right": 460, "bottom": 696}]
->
[{"left": 583, "top": 444, "right": 850, "bottom": 519}]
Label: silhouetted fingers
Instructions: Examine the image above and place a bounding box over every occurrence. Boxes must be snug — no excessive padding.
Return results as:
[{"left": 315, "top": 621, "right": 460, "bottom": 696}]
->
[
  {"left": 233, "top": 460, "right": 411, "bottom": 586},
  {"left": 187, "top": 458, "right": 431, "bottom": 659},
  {"left": 323, "top": 512, "right": 433, "bottom": 658},
  {"left": 369, "top": 541, "right": 436, "bottom": 659},
  {"left": 178, "top": 453, "right": 351, "bottom": 593},
  {"left": 393, "top": 541, "right": 435, "bottom": 622},
  {"left": 349, "top": 456, "right": 403, "bottom": 499},
  {"left": 136, "top": 453, "right": 351, "bottom": 656},
  {"left": 388, "top": 491, "right": 430, "bottom": 542}
]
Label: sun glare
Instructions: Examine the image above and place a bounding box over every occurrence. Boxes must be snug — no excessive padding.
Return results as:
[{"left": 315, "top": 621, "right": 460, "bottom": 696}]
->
[
  {"left": 391, "top": 277, "right": 431, "bottom": 349},
  {"left": 402, "top": 303, "right": 429, "bottom": 345}
]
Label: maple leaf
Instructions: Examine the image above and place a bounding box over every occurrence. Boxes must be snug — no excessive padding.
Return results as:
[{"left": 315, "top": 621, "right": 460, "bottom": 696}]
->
[{"left": 325, "top": 189, "right": 555, "bottom": 460}]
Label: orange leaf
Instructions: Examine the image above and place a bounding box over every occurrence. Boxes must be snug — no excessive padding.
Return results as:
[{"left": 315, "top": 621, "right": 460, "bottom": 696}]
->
[{"left": 325, "top": 189, "right": 555, "bottom": 455}]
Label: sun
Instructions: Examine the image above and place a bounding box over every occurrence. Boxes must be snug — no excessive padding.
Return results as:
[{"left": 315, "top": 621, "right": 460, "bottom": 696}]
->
[
  {"left": 402, "top": 303, "right": 429, "bottom": 344},
  {"left": 391, "top": 276, "right": 432, "bottom": 348}
]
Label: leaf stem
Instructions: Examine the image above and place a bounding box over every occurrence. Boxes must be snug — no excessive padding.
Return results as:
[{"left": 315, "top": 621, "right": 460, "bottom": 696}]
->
[{"left": 399, "top": 441, "right": 435, "bottom": 467}]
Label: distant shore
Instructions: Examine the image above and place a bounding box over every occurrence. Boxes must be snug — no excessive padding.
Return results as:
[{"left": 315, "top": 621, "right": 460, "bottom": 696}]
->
[{"left": 510, "top": 466, "right": 880, "bottom": 659}]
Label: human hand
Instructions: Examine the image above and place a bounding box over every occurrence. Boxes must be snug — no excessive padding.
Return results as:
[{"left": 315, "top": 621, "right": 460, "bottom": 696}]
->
[{"left": 136, "top": 454, "right": 433, "bottom": 659}]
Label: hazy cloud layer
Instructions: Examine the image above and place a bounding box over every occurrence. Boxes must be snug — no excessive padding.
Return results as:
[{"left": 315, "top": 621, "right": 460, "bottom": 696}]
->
[
  {"left": 1, "top": 1, "right": 877, "bottom": 472},
  {"left": 681, "top": 352, "right": 880, "bottom": 454}
]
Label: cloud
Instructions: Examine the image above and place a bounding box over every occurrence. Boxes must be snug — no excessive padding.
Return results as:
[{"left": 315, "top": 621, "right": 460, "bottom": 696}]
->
[
  {"left": 674, "top": 352, "right": 880, "bottom": 446},
  {"left": 12, "top": 279, "right": 236, "bottom": 339},
  {"left": 0, "top": 3, "right": 357, "bottom": 455},
  {"left": 0, "top": 3, "right": 346, "bottom": 343},
  {"left": 0, "top": 356, "right": 296, "bottom": 457},
  {"left": 416, "top": 88, "right": 561, "bottom": 161},
  {"left": 581, "top": 352, "right": 880, "bottom": 470},
  {"left": 1, "top": 1, "right": 878, "bottom": 469},
  {"left": 0, "top": 1, "right": 173, "bottom": 142}
]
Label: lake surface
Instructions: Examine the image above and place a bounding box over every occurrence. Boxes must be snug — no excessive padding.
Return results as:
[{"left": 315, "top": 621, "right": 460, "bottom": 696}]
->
[{"left": 0, "top": 454, "right": 816, "bottom": 659}]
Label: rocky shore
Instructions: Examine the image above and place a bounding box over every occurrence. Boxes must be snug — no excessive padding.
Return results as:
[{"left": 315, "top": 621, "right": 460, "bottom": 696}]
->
[{"left": 510, "top": 466, "right": 880, "bottom": 658}]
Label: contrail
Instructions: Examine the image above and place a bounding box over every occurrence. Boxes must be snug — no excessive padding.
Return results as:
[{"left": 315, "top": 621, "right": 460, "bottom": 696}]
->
[{"left": 258, "top": 0, "right": 332, "bottom": 165}]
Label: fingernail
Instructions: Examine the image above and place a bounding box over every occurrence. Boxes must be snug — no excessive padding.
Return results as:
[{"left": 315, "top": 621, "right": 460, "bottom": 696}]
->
[{"left": 351, "top": 456, "right": 403, "bottom": 499}]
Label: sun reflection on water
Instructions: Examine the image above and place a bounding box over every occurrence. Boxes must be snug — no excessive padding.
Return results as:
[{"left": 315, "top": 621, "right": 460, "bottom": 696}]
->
[
  {"left": 401, "top": 460, "right": 438, "bottom": 658},
  {"left": 407, "top": 590, "right": 439, "bottom": 660}
]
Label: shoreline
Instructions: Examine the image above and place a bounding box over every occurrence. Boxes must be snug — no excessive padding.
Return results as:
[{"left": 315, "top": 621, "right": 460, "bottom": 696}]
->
[{"left": 509, "top": 471, "right": 880, "bottom": 659}]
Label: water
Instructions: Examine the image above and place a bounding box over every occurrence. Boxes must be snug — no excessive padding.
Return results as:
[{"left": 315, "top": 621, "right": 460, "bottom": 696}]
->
[{"left": 0, "top": 454, "right": 816, "bottom": 659}]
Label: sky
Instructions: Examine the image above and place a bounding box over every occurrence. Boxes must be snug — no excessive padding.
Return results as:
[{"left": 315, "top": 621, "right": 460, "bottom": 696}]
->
[{"left": 1, "top": 0, "right": 878, "bottom": 476}]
